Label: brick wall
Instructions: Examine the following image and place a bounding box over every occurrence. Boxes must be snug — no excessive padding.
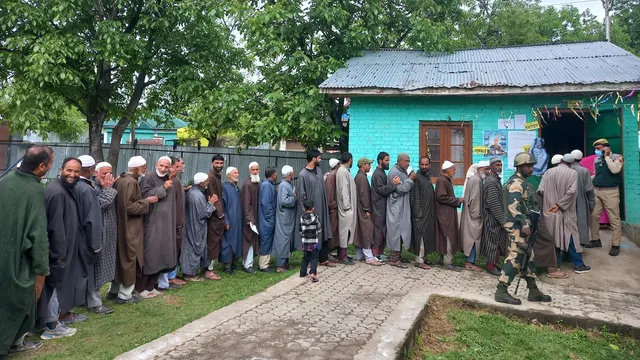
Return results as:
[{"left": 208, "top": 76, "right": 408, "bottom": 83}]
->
[{"left": 348, "top": 96, "right": 640, "bottom": 224}]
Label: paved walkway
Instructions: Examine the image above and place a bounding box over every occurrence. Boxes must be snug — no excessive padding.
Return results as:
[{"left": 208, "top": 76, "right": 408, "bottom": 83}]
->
[{"left": 117, "top": 240, "right": 640, "bottom": 360}]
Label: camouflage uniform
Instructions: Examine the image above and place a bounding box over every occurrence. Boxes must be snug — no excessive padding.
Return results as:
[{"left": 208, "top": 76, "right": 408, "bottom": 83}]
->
[{"left": 498, "top": 172, "right": 538, "bottom": 285}]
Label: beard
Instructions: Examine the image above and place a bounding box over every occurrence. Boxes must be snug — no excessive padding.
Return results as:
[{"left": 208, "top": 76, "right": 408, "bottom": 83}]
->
[
  {"left": 420, "top": 168, "right": 430, "bottom": 176},
  {"left": 156, "top": 168, "right": 168, "bottom": 178},
  {"left": 61, "top": 176, "right": 78, "bottom": 189},
  {"left": 250, "top": 174, "right": 260, "bottom": 183}
]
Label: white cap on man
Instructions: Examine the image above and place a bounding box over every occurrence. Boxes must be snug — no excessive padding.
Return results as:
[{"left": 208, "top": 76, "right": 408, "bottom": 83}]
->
[
  {"left": 571, "top": 149, "right": 584, "bottom": 161},
  {"left": 128, "top": 156, "right": 146, "bottom": 168},
  {"left": 226, "top": 166, "right": 238, "bottom": 176},
  {"left": 282, "top": 165, "right": 294, "bottom": 177},
  {"left": 78, "top": 155, "right": 96, "bottom": 168},
  {"left": 477, "top": 160, "right": 490, "bottom": 168},
  {"left": 551, "top": 154, "right": 563, "bottom": 165},
  {"left": 562, "top": 153, "right": 575, "bottom": 164},
  {"left": 329, "top": 158, "right": 340, "bottom": 168},
  {"left": 194, "top": 172, "right": 208, "bottom": 185},
  {"left": 442, "top": 160, "right": 455, "bottom": 170},
  {"left": 95, "top": 162, "right": 112, "bottom": 171},
  {"left": 249, "top": 161, "right": 259, "bottom": 169}
]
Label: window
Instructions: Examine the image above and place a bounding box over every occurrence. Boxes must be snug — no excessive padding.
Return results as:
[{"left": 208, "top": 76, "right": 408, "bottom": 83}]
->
[{"left": 419, "top": 122, "right": 472, "bottom": 185}]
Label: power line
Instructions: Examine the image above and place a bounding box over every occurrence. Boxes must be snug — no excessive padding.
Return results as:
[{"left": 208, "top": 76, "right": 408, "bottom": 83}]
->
[{"left": 544, "top": 0, "right": 601, "bottom": 6}]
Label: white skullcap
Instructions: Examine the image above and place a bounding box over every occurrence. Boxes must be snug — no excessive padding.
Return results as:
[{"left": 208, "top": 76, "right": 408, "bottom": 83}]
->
[
  {"left": 248, "top": 161, "right": 259, "bottom": 169},
  {"left": 128, "top": 156, "right": 146, "bottom": 168},
  {"left": 562, "top": 153, "right": 575, "bottom": 163},
  {"left": 194, "top": 172, "right": 208, "bottom": 185},
  {"left": 571, "top": 150, "right": 583, "bottom": 161},
  {"left": 551, "top": 154, "right": 562, "bottom": 165},
  {"left": 158, "top": 156, "right": 172, "bottom": 164},
  {"left": 282, "top": 165, "right": 294, "bottom": 177},
  {"left": 477, "top": 160, "right": 490, "bottom": 168},
  {"left": 442, "top": 160, "right": 455, "bottom": 170},
  {"left": 226, "top": 166, "right": 238, "bottom": 176},
  {"left": 95, "top": 162, "right": 112, "bottom": 171},
  {"left": 329, "top": 158, "right": 340, "bottom": 168},
  {"left": 78, "top": 155, "right": 96, "bottom": 168}
]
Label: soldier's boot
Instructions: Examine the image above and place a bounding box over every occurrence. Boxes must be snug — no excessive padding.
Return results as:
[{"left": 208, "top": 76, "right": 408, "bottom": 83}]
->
[
  {"left": 495, "top": 283, "right": 522, "bottom": 305},
  {"left": 526, "top": 278, "right": 552, "bottom": 302}
]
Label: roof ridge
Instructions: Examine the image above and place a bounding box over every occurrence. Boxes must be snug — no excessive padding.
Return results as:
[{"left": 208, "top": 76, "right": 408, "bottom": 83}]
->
[{"left": 366, "top": 40, "right": 611, "bottom": 53}]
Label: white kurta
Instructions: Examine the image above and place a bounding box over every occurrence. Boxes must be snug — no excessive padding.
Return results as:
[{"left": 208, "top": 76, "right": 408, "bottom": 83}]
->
[
  {"left": 336, "top": 165, "right": 357, "bottom": 247},
  {"left": 460, "top": 173, "right": 483, "bottom": 257},
  {"left": 538, "top": 164, "right": 581, "bottom": 253}
]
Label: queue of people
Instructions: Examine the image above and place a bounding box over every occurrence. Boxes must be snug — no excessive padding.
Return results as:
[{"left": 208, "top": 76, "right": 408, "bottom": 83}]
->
[{"left": 0, "top": 138, "right": 624, "bottom": 357}]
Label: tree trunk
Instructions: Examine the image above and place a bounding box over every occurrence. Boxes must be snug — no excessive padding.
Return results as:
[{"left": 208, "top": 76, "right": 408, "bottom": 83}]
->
[
  {"left": 88, "top": 112, "right": 106, "bottom": 162},
  {"left": 106, "top": 116, "right": 131, "bottom": 172}
]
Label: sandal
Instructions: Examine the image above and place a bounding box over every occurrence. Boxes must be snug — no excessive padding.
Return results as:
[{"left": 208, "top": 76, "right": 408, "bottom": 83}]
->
[
  {"left": 547, "top": 271, "right": 569, "bottom": 279},
  {"left": 320, "top": 261, "right": 337, "bottom": 267},
  {"left": 414, "top": 262, "right": 431, "bottom": 270},
  {"left": 276, "top": 267, "right": 286, "bottom": 273},
  {"left": 366, "top": 259, "right": 383, "bottom": 266},
  {"left": 204, "top": 271, "right": 221, "bottom": 280},
  {"left": 185, "top": 276, "right": 204, "bottom": 282},
  {"left": 389, "top": 261, "right": 408, "bottom": 269},
  {"left": 169, "top": 278, "right": 187, "bottom": 285}
]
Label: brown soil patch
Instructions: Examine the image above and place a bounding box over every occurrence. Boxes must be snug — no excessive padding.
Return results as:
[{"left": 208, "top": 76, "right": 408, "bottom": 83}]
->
[
  {"left": 162, "top": 295, "right": 185, "bottom": 306},
  {"left": 412, "top": 296, "right": 471, "bottom": 359}
]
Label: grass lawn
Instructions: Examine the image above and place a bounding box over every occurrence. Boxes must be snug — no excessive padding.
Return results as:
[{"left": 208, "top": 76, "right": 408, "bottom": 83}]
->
[
  {"left": 14, "top": 252, "right": 303, "bottom": 360},
  {"left": 414, "top": 296, "right": 640, "bottom": 360}
]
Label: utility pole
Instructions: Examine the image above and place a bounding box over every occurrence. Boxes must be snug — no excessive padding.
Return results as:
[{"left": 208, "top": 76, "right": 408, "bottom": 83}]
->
[{"left": 602, "top": 0, "right": 613, "bottom": 42}]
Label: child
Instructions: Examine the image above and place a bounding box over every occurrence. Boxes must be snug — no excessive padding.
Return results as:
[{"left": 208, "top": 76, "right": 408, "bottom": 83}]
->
[{"left": 299, "top": 199, "right": 321, "bottom": 282}]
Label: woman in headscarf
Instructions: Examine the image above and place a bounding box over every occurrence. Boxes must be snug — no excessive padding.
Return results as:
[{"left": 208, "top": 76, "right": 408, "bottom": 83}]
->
[{"left": 530, "top": 138, "right": 549, "bottom": 176}]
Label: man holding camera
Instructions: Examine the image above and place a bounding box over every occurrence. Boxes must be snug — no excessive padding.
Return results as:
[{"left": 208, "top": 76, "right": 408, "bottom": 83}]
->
[{"left": 587, "top": 139, "right": 624, "bottom": 256}]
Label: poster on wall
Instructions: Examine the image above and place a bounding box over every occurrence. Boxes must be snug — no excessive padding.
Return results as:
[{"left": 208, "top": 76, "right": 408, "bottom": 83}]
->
[
  {"left": 514, "top": 114, "right": 527, "bottom": 129},
  {"left": 497, "top": 119, "right": 515, "bottom": 130},
  {"left": 507, "top": 131, "right": 538, "bottom": 169},
  {"left": 483, "top": 130, "right": 507, "bottom": 158}
]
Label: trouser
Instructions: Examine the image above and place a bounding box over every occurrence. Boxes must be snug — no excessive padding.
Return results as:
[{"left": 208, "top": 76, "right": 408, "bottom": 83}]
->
[
  {"left": 557, "top": 235, "right": 585, "bottom": 268},
  {"left": 355, "top": 247, "right": 374, "bottom": 261},
  {"left": 415, "top": 239, "right": 426, "bottom": 264},
  {"left": 486, "top": 249, "right": 501, "bottom": 269},
  {"left": 319, "top": 240, "right": 329, "bottom": 263},
  {"left": 338, "top": 247, "right": 349, "bottom": 261},
  {"left": 300, "top": 248, "right": 319, "bottom": 276},
  {"left": 243, "top": 246, "right": 254, "bottom": 269},
  {"left": 135, "top": 270, "right": 161, "bottom": 293},
  {"left": 1, "top": 333, "right": 27, "bottom": 356},
  {"left": 372, "top": 232, "right": 386, "bottom": 257},
  {"left": 439, "top": 237, "right": 454, "bottom": 265},
  {"left": 499, "top": 231, "right": 537, "bottom": 286},
  {"left": 259, "top": 255, "right": 271, "bottom": 269},
  {"left": 108, "top": 282, "right": 135, "bottom": 301},
  {"left": 86, "top": 274, "right": 102, "bottom": 308},
  {"left": 276, "top": 257, "right": 290, "bottom": 268},
  {"left": 45, "top": 289, "right": 59, "bottom": 323},
  {"left": 467, "top": 244, "right": 477, "bottom": 264},
  {"left": 591, "top": 187, "right": 622, "bottom": 246},
  {"left": 158, "top": 273, "right": 170, "bottom": 290},
  {"left": 207, "top": 260, "right": 217, "bottom": 271}
]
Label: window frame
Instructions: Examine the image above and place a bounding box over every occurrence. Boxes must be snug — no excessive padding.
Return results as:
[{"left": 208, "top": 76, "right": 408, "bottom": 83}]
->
[{"left": 419, "top": 122, "right": 472, "bottom": 186}]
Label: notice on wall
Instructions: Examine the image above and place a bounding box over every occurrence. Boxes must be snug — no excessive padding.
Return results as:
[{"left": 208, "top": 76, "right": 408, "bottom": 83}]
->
[
  {"left": 524, "top": 121, "right": 540, "bottom": 131},
  {"left": 514, "top": 114, "right": 527, "bottom": 130},
  {"left": 507, "top": 131, "right": 538, "bottom": 169},
  {"left": 483, "top": 130, "right": 507, "bottom": 158},
  {"left": 497, "top": 119, "right": 515, "bottom": 130}
]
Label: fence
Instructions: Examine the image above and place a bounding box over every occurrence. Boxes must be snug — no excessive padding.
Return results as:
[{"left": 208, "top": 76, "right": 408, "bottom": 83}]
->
[{"left": 2, "top": 142, "right": 332, "bottom": 185}]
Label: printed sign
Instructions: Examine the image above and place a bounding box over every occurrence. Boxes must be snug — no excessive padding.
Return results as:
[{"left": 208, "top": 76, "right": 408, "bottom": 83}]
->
[
  {"left": 473, "top": 146, "right": 489, "bottom": 154},
  {"left": 524, "top": 121, "right": 540, "bottom": 131}
]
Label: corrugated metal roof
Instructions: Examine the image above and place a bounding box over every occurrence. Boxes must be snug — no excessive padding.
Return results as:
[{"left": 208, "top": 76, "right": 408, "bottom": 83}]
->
[{"left": 319, "top": 41, "right": 640, "bottom": 91}]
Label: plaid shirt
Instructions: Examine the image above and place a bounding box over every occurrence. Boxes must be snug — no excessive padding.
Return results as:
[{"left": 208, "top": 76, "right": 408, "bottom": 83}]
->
[{"left": 299, "top": 211, "right": 321, "bottom": 251}]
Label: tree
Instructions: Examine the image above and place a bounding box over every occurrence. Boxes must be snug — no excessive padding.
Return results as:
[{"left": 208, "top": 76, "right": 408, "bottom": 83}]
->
[
  {"left": 233, "top": 0, "right": 466, "bottom": 151},
  {"left": 613, "top": 0, "right": 640, "bottom": 54},
  {"left": 0, "top": 0, "right": 245, "bottom": 168}
]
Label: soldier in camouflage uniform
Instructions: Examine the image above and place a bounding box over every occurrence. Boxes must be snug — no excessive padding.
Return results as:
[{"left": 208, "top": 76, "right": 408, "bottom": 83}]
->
[{"left": 495, "top": 152, "right": 552, "bottom": 305}]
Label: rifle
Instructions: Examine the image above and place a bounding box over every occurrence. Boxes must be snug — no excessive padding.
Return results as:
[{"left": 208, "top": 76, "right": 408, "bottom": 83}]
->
[{"left": 514, "top": 210, "right": 541, "bottom": 294}]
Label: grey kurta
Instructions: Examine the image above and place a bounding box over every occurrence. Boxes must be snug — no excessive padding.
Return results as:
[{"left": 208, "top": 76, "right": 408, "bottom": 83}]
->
[
  {"left": 73, "top": 178, "right": 103, "bottom": 300},
  {"left": 182, "top": 187, "right": 215, "bottom": 276},
  {"left": 297, "top": 167, "right": 331, "bottom": 246},
  {"left": 371, "top": 167, "right": 396, "bottom": 246},
  {"left": 570, "top": 162, "right": 595, "bottom": 246},
  {"left": 274, "top": 179, "right": 298, "bottom": 259},
  {"left": 354, "top": 170, "right": 374, "bottom": 249},
  {"left": 92, "top": 179, "right": 118, "bottom": 289},
  {"left": 538, "top": 164, "right": 581, "bottom": 253},
  {"left": 140, "top": 172, "right": 177, "bottom": 275},
  {"left": 460, "top": 173, "right": 484, "bottom": 257},
  {"left": 409, "top": 172, "right": 436, "bottom": 256},
  {"left": 336, "top": 165, "right": 357, "bottom": 248},
  {"left": 386, "top": 164, "right": 414, "bottom": 251}
]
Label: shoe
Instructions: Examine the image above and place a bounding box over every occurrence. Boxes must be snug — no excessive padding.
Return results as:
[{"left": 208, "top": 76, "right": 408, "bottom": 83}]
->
[
  {"left": 41, "top": 322, "right": 77, "bottom": 340},
  {"left": 60, "top": 313, "right": 88, "bottom": 325},
  {"left": 574, "top": 265, "right": 592, "bottom": 274},
  {"left": 9, "top": 339, "right": 43, "bottom": 354},
  {"left": 378, "top": 254, "right": 389, "bottom": 262},
  {"left": 150, "top": 289, "right": 163, "bottom": 297},
  {"left": 585, "top": 240, "right": 602, "bottom": 248},
  {"left": 486, "top": 267, "right": 501, "bottom": 277},
  {"left": 341, "top": 258, "right": 355, "bottom": 266},
  {"left": 90, "top": 305, "right": 114, "bottom": 315},
  {"left": 116, "top": 294, "right": 142, "bottom": 305},
  {"left": 224, "top": 268, "right": 236, "bottom": 275},
  {"left": 243, "top": 267, "right": 256, "bottom": 274},
  {"left": 366, "top": 259, "right": 384, "bottom": 266},
  {"left": 311, "top": 275, "right": 319, "bottom": 283},
  {"left": 299, "top": 273, "right": 308, "bottom": 278},
  {"left": 106, "top": 292, "right": 118, "bottom": 300},
  {"left": 444, "top": 264, "right": 461, "bottom": 272},
  {"left": 284, "top": 264, "right": 292, "bottom": 271},
  {"left": 609, "top": 246, "right": 620, "bottom": 256},
  {"left": 259, "top": 268, "right": 275, "bottom": 273},
  {"left": 527, "top": 287, "right": 552, "bottom": 302},
  {"left": 138, "top": 290, "right": 158, "bottom": 299},
  {"left": 495, "top": 283, "right": 522, "bottom": 305}
]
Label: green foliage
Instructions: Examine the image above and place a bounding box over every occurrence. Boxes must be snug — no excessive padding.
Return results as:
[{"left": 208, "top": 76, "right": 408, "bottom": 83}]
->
[{"left": 613, "top": 0, "right": 640, "bottom": 54}]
